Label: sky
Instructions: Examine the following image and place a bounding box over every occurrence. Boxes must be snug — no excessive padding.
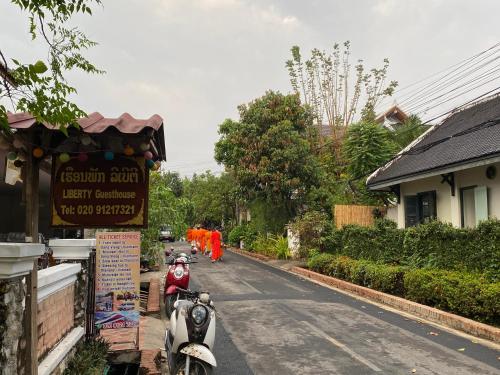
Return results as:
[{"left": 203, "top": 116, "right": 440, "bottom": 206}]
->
[{"left": 1, "top": 0, "right": 499, "bottom": 176}]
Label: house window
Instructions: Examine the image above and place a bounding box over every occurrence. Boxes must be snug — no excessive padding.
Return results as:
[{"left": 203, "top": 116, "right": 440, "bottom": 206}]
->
[
  {"left": 404, "top": 191, "right": 437, "bottom": 227},
  {"left": 460, "top": 186, "right": 488, "bottom": 228}
]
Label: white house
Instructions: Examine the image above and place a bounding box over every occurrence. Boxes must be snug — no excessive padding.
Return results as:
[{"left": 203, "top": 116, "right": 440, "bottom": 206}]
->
[{"left": 367, "top": 94, "right": 500, "bottom": 228}]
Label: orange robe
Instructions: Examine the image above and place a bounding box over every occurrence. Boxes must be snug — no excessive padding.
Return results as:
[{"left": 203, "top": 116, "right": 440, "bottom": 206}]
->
[
  {"left": 199, "top": 229, "right": 208, "bottom": 253},
  {"left": 205, "top": 231, "right": 212, "bottom": 253},
  {"left": 211, "top": 231, "right": 222, "bottom": 261}
]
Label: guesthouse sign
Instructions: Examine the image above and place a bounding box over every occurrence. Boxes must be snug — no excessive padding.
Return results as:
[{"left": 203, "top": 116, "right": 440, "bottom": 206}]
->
[{"left": 51, "top": 154, "right": 148, "bottom": 227}]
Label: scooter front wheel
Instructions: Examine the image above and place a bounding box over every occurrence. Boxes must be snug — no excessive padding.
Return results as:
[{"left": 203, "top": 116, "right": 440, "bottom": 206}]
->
[{"left": 173, "top": 356, "right": 213, "bottom": 375}]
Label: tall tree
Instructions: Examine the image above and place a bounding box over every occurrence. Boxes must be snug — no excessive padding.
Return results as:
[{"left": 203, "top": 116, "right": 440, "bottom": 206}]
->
[
  {"left": 214, "top": 91, "right": 320, "bottom": 214},
  {"left": 392, "top": 114, "right": 428, "bottom": 149},
  {"left": 286, "top": 42, "right": 397, "bottom": 131},
  {"left": 342, "top": 120, "right": 397, "bottom": 204},
  {"left": 0, "top": 0, "right": 103, "bottom": 132},
  {"left": 182, "top": 172, "right": 239, "bottom": 228}
]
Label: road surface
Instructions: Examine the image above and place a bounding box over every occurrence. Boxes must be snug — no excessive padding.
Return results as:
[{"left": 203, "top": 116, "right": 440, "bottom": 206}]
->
[{"left": 175, "top": 242, "right": 500, "bottom": 374}]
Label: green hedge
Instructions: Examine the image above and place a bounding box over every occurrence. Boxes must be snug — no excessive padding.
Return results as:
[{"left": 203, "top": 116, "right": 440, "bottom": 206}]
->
[
  {"left": 328, "top": 219, "right": 499, "bottom": 280},
  {"left": 307, "top": 254, "right": 500, "bottom": 325}
]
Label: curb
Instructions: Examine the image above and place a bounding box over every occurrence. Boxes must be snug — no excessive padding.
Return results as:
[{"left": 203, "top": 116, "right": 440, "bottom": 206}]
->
[
  {"left": 146, "top": 279, "right": 160, "bottom": 315},
  {"left": 227, "top": 248, "right": 500, "bottom": 345}
]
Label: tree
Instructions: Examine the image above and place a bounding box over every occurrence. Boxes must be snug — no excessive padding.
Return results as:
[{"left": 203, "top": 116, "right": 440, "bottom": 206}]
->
[
  {"left": 141, "top": 172, "right": 192, "bottom": 265},
  {"left": 162, "top": 171, "right": 184, "bottom": 197},
  {"left": 344, "top": 121, "right": 397, "bottom": 179},
  {"left": 182, "top": 172, "right": 239, "bottom": 228},
  {"left": 343, "top": 120, "right": 397, "bottom": 204},
  {"left": 286, "top": 42, "right": 397, "bottom": 131},
  {"left": 0, "top": 0, "right": 103, "bottom": 133},
  {"left": 214, "top": 91, "right": 320, "bottom": 215},
  {"left": 392, "top": 114, "right": 428, "bottom": 149}
]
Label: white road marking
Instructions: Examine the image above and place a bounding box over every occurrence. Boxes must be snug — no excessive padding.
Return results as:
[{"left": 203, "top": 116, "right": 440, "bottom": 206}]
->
[
  {"left": 301, "top": 320, "right": 382, "bottom": 372},
  {"left": 239, "top": 279, "right": 263, "bottom": 294}
]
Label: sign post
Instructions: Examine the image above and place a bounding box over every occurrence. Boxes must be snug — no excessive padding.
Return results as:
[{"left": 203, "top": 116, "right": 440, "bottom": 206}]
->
[{"left": 95, "top": 232, "right": 141, "bottom": 330}]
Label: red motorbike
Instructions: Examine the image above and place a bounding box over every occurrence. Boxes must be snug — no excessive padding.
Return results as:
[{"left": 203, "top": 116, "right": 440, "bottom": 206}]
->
[{"left": 164, "top": 252, "right": 196, "bottom": 317}]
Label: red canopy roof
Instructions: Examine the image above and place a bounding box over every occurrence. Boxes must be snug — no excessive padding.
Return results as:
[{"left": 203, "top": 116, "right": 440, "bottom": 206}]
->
[
  {"left": 8, "top": 112, "right": 163, "bottom": 133},
  {"left": 7, "top": 112, "right": 166, "bottom": 160}
]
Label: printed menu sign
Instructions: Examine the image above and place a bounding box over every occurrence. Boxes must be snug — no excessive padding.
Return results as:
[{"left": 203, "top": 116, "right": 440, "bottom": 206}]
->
[
  {"left": 95, "top": 232, "right": 140, "bottom": 330},
  {"left": 51, "top": 154, "right": 148, "bottom": 227}
]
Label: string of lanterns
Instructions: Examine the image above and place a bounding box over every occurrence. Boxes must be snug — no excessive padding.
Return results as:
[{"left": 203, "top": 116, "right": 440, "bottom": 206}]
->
[{"left": 7, "top": 134, "right": 161, "bottom": 171}]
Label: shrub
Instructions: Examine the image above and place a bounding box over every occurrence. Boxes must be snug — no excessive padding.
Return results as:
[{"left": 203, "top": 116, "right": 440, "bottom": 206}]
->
[
  {"left": 63, "top": 337, "right": 109, "bottom": 375},
  {"left": 270, "top": 235, "right": 291, "bottom": 260},
  {"left": 317, "top": 218, "right": 499, "bottom": 280},
  {"left": 250, "top": 233, "right": 274, "bottom": 256},
  {"left": 404, "top": 268, "right": 500, "bottom": 325},
  {"left": 228, "top": 225, "right": 247, "bottom": 246},
  {"left": 308, "top": 253, "right": 500, "bottom": 325},
  {"left": 340, "top": 219, "right": 404, "bottom": 264},
  {"left": 307, "top": 253, "right": 335, "bottom": 274}
]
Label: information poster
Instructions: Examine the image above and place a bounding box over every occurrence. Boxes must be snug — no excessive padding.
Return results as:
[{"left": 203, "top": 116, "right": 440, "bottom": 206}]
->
[{"left": 95, "top": 232, "right": 140, "bottom": 329}]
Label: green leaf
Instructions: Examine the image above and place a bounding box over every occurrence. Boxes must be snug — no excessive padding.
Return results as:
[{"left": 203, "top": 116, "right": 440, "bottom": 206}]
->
[{"left": 32, "top": 60, "right": 48, "bottom": 74}]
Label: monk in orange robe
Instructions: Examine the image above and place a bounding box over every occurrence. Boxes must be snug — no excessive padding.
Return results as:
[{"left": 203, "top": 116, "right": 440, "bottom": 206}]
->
[
  {"left": 205, "top": 230, "right": 212, "bottom": 256},
  {"left": 199, "top": 228, "right": 208, "bottom": 254},
  {"left": 211, "top": 230, "right": 222, "bottom": 263}
]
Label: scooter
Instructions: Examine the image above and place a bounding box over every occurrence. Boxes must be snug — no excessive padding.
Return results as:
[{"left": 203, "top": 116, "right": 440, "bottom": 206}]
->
[
  {"left": 164, "top": 252, "right": 195, "bottom": 318},
  {"left": 164, "top": 288, "right": 216, "bottom": 375}
]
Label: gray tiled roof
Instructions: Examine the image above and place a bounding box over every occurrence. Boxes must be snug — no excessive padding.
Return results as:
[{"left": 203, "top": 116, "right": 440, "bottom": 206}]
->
[{"left": 367, "top": 94, "right": 500, "bottom": 187}]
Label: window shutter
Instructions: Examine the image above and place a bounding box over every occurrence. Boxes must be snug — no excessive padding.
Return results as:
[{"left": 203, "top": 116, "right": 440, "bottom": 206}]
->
[
  {"left": 417, "top": 190, "right": 437, "bottom": 222},
  {"left": 405, "top": 196, "right": 419, "bottom": 227},
  {"left": 474, "top": 186, "right": 488, "bottom": 225}
]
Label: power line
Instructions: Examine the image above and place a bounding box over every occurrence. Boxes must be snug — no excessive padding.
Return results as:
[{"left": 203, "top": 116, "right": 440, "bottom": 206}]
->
[
  {"left": 376, "top": 42, "right": 500, "bottom": 110},
  {"left": 400, "top": 52, "right": 500, "bottom": 109},
  {"left": 406, "top": 66, "right": 500, "bottom": 113},
  {"left": 420, "top": 87, "right": 500, "bottom": 124},
  {"left": 414, "top": 77, "right": 500, "bottom": 118}
]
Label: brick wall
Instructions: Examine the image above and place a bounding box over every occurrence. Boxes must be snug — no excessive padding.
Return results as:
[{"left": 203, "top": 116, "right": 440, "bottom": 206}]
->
[{"left": 37, "top": 285, "right": 75, "bottom": 359}]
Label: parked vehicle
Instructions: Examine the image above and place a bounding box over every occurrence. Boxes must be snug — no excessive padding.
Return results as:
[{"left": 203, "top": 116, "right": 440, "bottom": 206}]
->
[
  {"left": 164, "top": 288, "right": 216, "bottom": 375},
  {"left": 159, "top": 225, "right": 175, "bottom": 242},
  {"left": 164, "top": 252, "right": 195, "bottom": 317}
]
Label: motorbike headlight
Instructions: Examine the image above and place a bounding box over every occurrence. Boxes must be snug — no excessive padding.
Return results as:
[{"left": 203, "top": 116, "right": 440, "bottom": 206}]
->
[
  {"left": 173, "top": 266, "right": 184, "bottom": 279},
  {"left": 191, "top": 305, "right": 207, "bottom": 325}
]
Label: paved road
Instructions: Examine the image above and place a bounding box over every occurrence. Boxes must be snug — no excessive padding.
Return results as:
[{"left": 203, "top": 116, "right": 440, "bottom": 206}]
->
[{"left": 177, "top": 242, "right": 500, "bottom": 375}]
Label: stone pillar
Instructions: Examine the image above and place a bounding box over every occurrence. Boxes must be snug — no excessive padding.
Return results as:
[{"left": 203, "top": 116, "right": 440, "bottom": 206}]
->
[{"left": 0, "top": 243, "right": 44, "bottom": 375}]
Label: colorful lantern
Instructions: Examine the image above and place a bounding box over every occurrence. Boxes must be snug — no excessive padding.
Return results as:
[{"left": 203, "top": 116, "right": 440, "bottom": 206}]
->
[
  {"left": 78, "top": 153, "right": 89, "bottom": 162},
  {"left": 146, "top": 159, "right": 155, "bottom": 169},
  {"left": 81, "top": 135, "right": 92, "bottom": 146},
  {"left": 144, "top": 151, "right": 153, "bottom": 160},
  {"left": 33, "top": 147, "right": 44, "bottom": 158},
  {"left": 152, "top": 161, "right": 161, "bottom": 171},
  {"left": 59, "top": 153, "right": 70, "bottom": 163},
  {"left": 13, "top": 138, "right": 23, "bottom": 149},
  {"left": 7, "top": 152, "right": 17, "bottom": 161},
  {"left": 104, "top": 151, "right": 114, "bottom": 161},
  {"left": 140, "top": 142, "right": 150, "bottom": 151},
  {"left": 124, "top": 145, "right": 134, "bottom": 156}
]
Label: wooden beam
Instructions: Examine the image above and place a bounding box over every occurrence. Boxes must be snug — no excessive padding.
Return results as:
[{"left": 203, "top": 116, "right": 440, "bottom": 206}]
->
[
  {"left": 25, "top": 262, "right": 38, "bottom": 375},
  {"left": 24, "top": 132, "right": 39, "bottom": 375}
]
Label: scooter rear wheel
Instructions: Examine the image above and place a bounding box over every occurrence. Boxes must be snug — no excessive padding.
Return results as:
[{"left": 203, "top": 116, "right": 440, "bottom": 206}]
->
[{"left": 173, "top": 358, "right": 213, "bottom": 375}]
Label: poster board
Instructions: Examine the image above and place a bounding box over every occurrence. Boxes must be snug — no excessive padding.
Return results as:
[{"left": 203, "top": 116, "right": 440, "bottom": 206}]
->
[
  {"left": 95, "top": 231, "right": 140, "bottom": 329},
  {"left": 51, "top": 154, "right": 148, "bottom": 227}
]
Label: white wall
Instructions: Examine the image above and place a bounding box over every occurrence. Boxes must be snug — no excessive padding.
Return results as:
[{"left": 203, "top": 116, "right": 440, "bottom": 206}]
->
[{"left": 395, "top": 162, "right": 500, "bottom": 228}]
